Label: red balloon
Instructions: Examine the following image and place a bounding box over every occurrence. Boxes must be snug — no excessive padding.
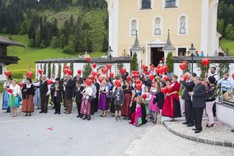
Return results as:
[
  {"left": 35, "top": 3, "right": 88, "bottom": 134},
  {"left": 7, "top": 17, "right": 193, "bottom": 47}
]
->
[
  {"left": 101, "top": 68, "right": 108, "bottom": 74},
  {"left": 133, "top": 73, "right": 138, "bottom": 79},
  {"left": 142, "top": 64, "right": 146, "bottom": 69},
  {"left": 142, "top": 93, "right": 147, "bottom": 100},
  {"left": 162, "top": 57, "right": 165, "bottom": 61},
  {"left": 133, "top": 71, "right": 139, "bottom": 75},
  {"left": 151, "top": 64, "right": 155, "bottom": 69},
  {"left": 18, "top": 82, "right": 24, "bottom": 88},
  {"left": 143, "top": 66, "right": 148, "bottom": 71},
  {"left": 161, "top": 87, "right": 168, "bottom": 94},
  {"left": 106, "top": 64, "right": 112, "bottom": 69},
  {"left": 64, "top": 65, "right": 69, "bottom": 69},
  {"left": 77, "top": 69, "right": 82, "bottom": 75},
  {"left": 126, "top": 76, "right": 132, "bottom": 82},
  {"left": 159, "top": 68, "right": 164, "bottom": 75},
  {"left": 92, "top": 63, "right": 97, "bottom": 68},
  {"left": 135, "top": 79, "right": 141, "bottom": 85},
  {"left": 163, "top": 66, "right": 168, "bottom": 73},
  {"left": 109, "top": 72, "right": 114, "bottom": 78},
  {"left": 85, "top": 79, "right": 92, "bottom": 86},
  {"left": 179, "top": 63, "right": 187, "bottom": 71},
  {"left": 144, "top": 70, "right": 150, "bottom": 75},
  {"left": 136, "top": 84, "right": 142, "bottom": 90},
  {"left": 182, "top": 74, "right": 188, "bottom": 81},
  {"left": 164, "top": 75, "right": 169, "bottom": 81},
  {"left": 7, "top": 88, "right": 12, "bottom": 94},
  {"left": 115, "top": 80, "right": 121, "bottom": 87},
  {"left": 92, "top": 71, "right": 97, "bottom": 76},
  {"left": 167, "top": 86, "right": 173, "bottom": 93},
  {"left": 67, "top": 69, "right": 72, "bottom": 75},
  {"left": 149, "top": 74, "right": 154, "bottom": 81},
  {"left": 232, "top": 73, "right": 234, "bottom": 80},
  {"left": 97, "top": 73, "right": 100, "bottom": 77},
  {"left": 4, "top": 71, "right": 11, "bottom": 77},
  {"left": 63, "top": 68, "right": 68, "bottom": 74},
  {"left": 47, "top": 79, "right": 53, "bottom": 85},
  {"left": 98, "top": 77, "right": 104, "bottom": 83},
  {"left": 202, "top": 58, "right": 209, "bottom": 67},
  {"left": 89, "top": 75, "right": 95, "bottom": 81},
  {"left": 86, "top": 56, "right": 92, "bottom": 62},
  {"left": 38, "top": 69, "right": 43, "bottom": 75},
  {"left": 182, "top": 61, "right": 188, "bottom": 64},
  {"left": 120, "top": 68, "right": 126, "bottom": 75},
  {"left": 155, "top": 67, "right": 160, "bottom": 73},
  {"left": 27, "top": 71, "right": 33, "bottom": 78}
]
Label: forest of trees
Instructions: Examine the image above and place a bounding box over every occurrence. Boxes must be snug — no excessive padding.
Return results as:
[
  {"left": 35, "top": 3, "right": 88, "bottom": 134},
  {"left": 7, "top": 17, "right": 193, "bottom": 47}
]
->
[{"left": 0, "top": 0, "right": 108, "bottom": 53}]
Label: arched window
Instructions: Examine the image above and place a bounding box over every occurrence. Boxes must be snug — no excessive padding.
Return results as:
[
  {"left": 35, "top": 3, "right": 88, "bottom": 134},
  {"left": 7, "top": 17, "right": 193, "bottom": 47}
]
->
[
  {"left": 131, "top": 19, "right": 137, "bottom": 36},
  {"left": 142, "top": 0, "right": 151, "bottom": 9},
  {"left": 179, "top": 16, "right": 186, "bottom": 34},
  {"left": 154, "top": 17, "right": 162, "bottom": 35}
]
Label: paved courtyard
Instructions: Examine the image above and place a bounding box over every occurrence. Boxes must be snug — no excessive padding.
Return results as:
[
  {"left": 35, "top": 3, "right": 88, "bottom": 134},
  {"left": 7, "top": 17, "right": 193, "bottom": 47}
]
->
[{"left": 0, "top": 101, "right": 233, "bottom": 156}]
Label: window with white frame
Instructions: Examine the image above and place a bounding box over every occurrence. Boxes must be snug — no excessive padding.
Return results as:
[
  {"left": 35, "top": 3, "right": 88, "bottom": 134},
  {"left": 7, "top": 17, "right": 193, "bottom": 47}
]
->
[
  {"left": 165, "top": 0, "right": 177, "bottom": 8},
  {"left": 154, "top": 17, "right": 162, "bottom": 35},
  {"left": 179, "top": 16, "right": 186, "bottom": 34},
  {"left": 141, "top": 0, "right": 151, "bottom": 9},
  {"left": 131, "top": 19, "right": 137, "bottom": 36}
]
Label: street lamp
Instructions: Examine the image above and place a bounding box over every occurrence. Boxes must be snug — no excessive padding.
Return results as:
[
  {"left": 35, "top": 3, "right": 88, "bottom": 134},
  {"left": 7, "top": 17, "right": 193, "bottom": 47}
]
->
[
  {"left": 108, "top": 46, "right": 113, "bottom": 72},
  {"left": 188, "top": 43, "right": 196, "bottom": 73}
]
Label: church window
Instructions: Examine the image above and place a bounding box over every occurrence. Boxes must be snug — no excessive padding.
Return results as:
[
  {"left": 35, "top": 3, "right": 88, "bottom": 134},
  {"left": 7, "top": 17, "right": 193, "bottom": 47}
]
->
[
  {"left": 154, "top": 17, "right": 162, "bottom": 35},
  {"left": 179, "top": 16, "right": 187, "bottom": 34},
  {"left": 165, "top": 0, "right": 176, "bottom": 8},
  {"left": 141, "top": 0, "right": 151, "bottom": 9},
  {"left": 131, "top": 19, "right": 137, "bottom": 36}
]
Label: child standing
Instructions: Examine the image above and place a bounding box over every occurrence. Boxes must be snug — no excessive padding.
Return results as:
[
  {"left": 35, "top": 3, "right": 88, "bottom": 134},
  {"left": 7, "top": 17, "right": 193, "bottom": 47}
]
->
[
  {"left": 134, "top": 96, "right": 144, "bottom": 127},
  {"left": 112, "top": 84, "right": 124, "bottom": 121}
]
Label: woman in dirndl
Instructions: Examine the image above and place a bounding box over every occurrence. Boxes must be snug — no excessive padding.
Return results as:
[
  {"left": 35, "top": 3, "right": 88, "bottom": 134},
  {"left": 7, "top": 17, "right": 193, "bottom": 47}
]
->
[
  {"left": 122, "top": 81, "right": 135, "bottom": 119},
  {"left": 33, "top": 77, "right": 41, "bottom": 109},
  {"left": 2, "top": 77, "right": 12, "bottom": 112},
  {"left": 22, "top": 78, "right": 35, "bottom": 116},
  {"left": 8, "top": 79, "right": 21, "bottom": 117},
  {"left": 98, "top": 80, "right": 108, "bottom": 117},
  {"left": 80, "top": 82, "right": 93, "bottom": 120}
]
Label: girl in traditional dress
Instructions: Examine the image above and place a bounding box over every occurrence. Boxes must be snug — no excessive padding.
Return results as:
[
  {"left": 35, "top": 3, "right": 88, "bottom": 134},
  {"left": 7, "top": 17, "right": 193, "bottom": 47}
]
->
[
  {"left": 122, "top": 81, "right": 135, "bottom": 119},
  {"left": 142, "top": 86, "right": 151, "bottom": 119},
  {"left": 80, "top": 82, "right": 93, "bottom": 120},
  {"left": 98, "top": 80, "right": 108, "bottom": 117},
  {"left": 22, "top": 78, "right": 35, "bottom": 116},
  {"left": 134, "top": 96, "right": 143, "bottom": 127},
  {"left": 8, "top": 79, "right": 21, "bottom": 117},
  {"left": 2, "top": 77, "right": 12, "bottom": 112},
  {"left": 162, "top": 75, "right": 181, "bottom": 121},
  {"left": 51, "top": 78, "right": 63, "bottom": 114},
  {"left": 33, "top": 77, "right": 41, "bottom": 109}
]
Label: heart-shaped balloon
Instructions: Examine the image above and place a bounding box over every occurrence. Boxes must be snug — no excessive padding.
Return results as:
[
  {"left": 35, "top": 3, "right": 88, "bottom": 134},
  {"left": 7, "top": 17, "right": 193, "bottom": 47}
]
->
[
  {"left": 47, "top": 79, "right": 53, "bottom": 85},
  {"left": 133, "top": 74, "right": 138, "bottom": 79},
  {"left": 106, "top": 64, "right": 112, "bottom": 69},
  {"left": 109, "top": 72, "right": 114, "bottom": 78},
  {"left": 98, "top": 77, "right": 104, "bottom": 83},
  {"left": 27, "top": 71, "right": 33, "bottom": 78},
  {"left": 182, "top": 74, "right": 188, "bottom": 81},
  {"left": 101, "top": 68, "right": 108, "bottom": 74},
  {"left": 202, "top": 58, "right": 209, "bottom": 67},
  {"left": 63, "top": 68, "right": 68, "bottom": 74},
  {"left": 232, "top": 73, "right": 234, "bottom": 80},
  {"left": 142, "top": 93, "right": 147, "bottom": 99},
  {"left": 67, "top": 69, "right": 72, "bottom": 75},
  {"left": 18, "top": 82, "right": 24, "bottom": 88},
  {"left": 126, "top": 76, "right": 132, "bottom": 82},
  {"left": 4, "top": 71, "right": 11, "bottom": 77},
  {"left": 89, "top": 75, "right": 95, "bottom": 81},
  {"left": 135, "top": 79, "right": 141, "bottom": 85},
  {"left": 115, "top": 80, "right": 121, "bottom": 87},
  {"left": 7, "top": 88, "right": 12, "bottom": 94},
  {"left": 120, "top": 68, "right": 126, "bottom": 75},
  {"left": 144, "top": 70, "right": 150, "bottom": 75},
  {"left": 85, "top": 79, "right": 92, "bottom": 86},
  {"left": 136, "top": 84, "right": 142, "bottom": 90},
  {"left": 133, "top": 71, "right": 139, "bottom": 75},
  {"left": 162, "top": 57, "right": 165, "bottom": 61},
  {"left": 161, "top": 87, "right": 168, "bottom": 94},
  {"left": 77, "top": 69, "right": 82, "bottom": 75},
  {"left": 38, "top": 69, "right": 43, "bottom": 75},
  {"left": 150, "top": 64, "right": 154, "bottom": 69},
  {"left": 167, "top": 86, "right": 173, "bottom": 93},
  {"left": 163, "top": 66, "right": 168, "bottom": 73},
  {"left": 149, "top": 74, "right": 154, "bottom": 81},
  {"left": 164, "top": 75, "right": 169, "bottom": 81},
  {"left": 92, "top": 63, "right": 97, "bottom": 68},
  {"left": 179, "top": 63, "right": 187, "bottom": 71},
  {"left": 97, "top": 73, "right": 100, "bottom": 77},
  {"left": 86, "top": 56, "right": 92, "bottom": 62},
  {"left": 92, "top": 71, "right": 97, "bottom": 76},
  {"left": 64, "top": 65, "right": 69, "bottom": 69}
]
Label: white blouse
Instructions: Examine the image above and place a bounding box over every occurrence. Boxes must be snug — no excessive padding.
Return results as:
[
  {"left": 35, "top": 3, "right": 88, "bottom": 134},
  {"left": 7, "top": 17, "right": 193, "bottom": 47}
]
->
[{"left": 9, "top": 85, "right": 21, "bottom": 96}]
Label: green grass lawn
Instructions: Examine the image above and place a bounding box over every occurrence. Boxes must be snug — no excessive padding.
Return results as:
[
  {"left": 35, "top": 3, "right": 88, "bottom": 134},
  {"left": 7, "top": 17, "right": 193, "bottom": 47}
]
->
[{"left": 220, "top": 38, "right": 234, "bottom": 55}]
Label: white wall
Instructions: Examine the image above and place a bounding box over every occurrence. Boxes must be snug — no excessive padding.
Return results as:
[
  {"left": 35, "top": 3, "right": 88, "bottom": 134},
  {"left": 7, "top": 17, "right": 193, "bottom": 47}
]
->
[{"left": 0, "top": 63, "right": 7, "bottom": 82}]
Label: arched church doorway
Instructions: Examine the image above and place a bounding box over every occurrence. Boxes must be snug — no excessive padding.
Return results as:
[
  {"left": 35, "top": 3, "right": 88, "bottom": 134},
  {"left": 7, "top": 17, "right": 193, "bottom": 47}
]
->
[{"left": 151, "top": 47, "right": 164, "bottom": 66}]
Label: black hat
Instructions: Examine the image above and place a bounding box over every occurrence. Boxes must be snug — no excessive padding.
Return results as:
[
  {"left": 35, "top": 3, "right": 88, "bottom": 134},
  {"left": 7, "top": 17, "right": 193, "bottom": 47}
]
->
[{"left": 55, "top": 78, "right": 60, "bottom": 81}]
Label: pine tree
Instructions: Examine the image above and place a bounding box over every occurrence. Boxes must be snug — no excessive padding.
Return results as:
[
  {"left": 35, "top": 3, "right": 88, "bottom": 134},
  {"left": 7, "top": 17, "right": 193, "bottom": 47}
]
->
[
  {"left": 35, "top": 29, "right": 41, "bottom": 47},
  {"left": 130, "top": 53, "right": 138, "bottom": 71},
  {"left": 59, "top": 34, "right": 67, "bottom": 49},
  {"left": 166, "top": 52, "right": 174, "bottom": 73},
  {"left": 83, "top": 63, "right": 92, "bottom": 78},
  {"left": 63, "top": 35, "right": 75, "bottom": 54}
]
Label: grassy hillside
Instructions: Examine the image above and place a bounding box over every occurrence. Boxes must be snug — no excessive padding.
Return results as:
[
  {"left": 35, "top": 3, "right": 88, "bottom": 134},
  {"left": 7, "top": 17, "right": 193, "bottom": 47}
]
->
[
  {"left": 1, "top": 34, "right": 103, "bottom": 79},
  {"left": 220, "top": 38, "right": 234, "bottom": 55}
]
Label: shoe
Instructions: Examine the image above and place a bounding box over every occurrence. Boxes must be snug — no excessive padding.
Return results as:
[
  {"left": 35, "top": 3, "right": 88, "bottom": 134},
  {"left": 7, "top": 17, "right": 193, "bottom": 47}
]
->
[
  {"left": 87, "top": 116, "right": 91, "bottom": 120},
  {"left": 192, "top": 128, "right": 197, "bottom": 131},
  {"left": 187, "top": 123, "right": 194, "bottom": 127},
  {"left": 182, "top": 122, "right": 189, "bottom": 125},
  {"left": 44, "top": 111, "right": 47, "bottom": 113},
  {"left": 28, "top": 114, "right": 31, "bottom": 116},
  {"left": 195, "top": 130, "right": 202, "bottom": 133},
  {"left": 25, "top": 114, "right": 28, "bottom": 116},
  {"left": 82, "top": 116, "right": 87, "bottom": 120},
  {"left": 39, "top": 111, "right": 44, "bottom": 113},
  {"left": 80, "top": 115, "right": 83, "bottom": 118},
  {"left": 231, "top": 130, "right": 234, "bottom": 132},
  {"left": 206, "top": 123, "right": 214, "bottom": 128},
  {"left": 54, "top": 112, "right": 58, "bottom": 114},
  {"left": 64, "top": 112, "right": 71, "bottom": 114},
  {"left": 58, "top": 112, "right": 60, "bottom": 114},
  {"left": 77, "top": 115, "right": 81, "bottom": 118}
]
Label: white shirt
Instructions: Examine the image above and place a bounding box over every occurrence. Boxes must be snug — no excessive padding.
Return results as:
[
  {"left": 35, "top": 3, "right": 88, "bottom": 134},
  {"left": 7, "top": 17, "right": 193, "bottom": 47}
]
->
[{"left": 9, "top": 85, "right": 21, "bottom": 96}]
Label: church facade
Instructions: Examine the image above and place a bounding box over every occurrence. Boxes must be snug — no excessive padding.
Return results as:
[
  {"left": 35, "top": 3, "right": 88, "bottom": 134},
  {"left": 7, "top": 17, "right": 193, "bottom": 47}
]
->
[{"left": 106, "top": 0, "right": 219, "bottom": 66}]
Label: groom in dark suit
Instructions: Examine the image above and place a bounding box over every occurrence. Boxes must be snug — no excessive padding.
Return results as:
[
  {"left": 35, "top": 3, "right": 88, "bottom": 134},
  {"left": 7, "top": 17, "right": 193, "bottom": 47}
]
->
[
  {"left": 181, "top": 73, "right": 196, "bottom": 126},
  {"left": 189, "top": 77, "right": 206, "bottom": 133}
]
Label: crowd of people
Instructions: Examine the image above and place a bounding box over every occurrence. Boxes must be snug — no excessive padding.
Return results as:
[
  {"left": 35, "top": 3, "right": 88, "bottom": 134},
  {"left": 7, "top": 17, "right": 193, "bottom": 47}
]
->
[{"left": 2, "top": 65, "right": 234, "bottom": 133}]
